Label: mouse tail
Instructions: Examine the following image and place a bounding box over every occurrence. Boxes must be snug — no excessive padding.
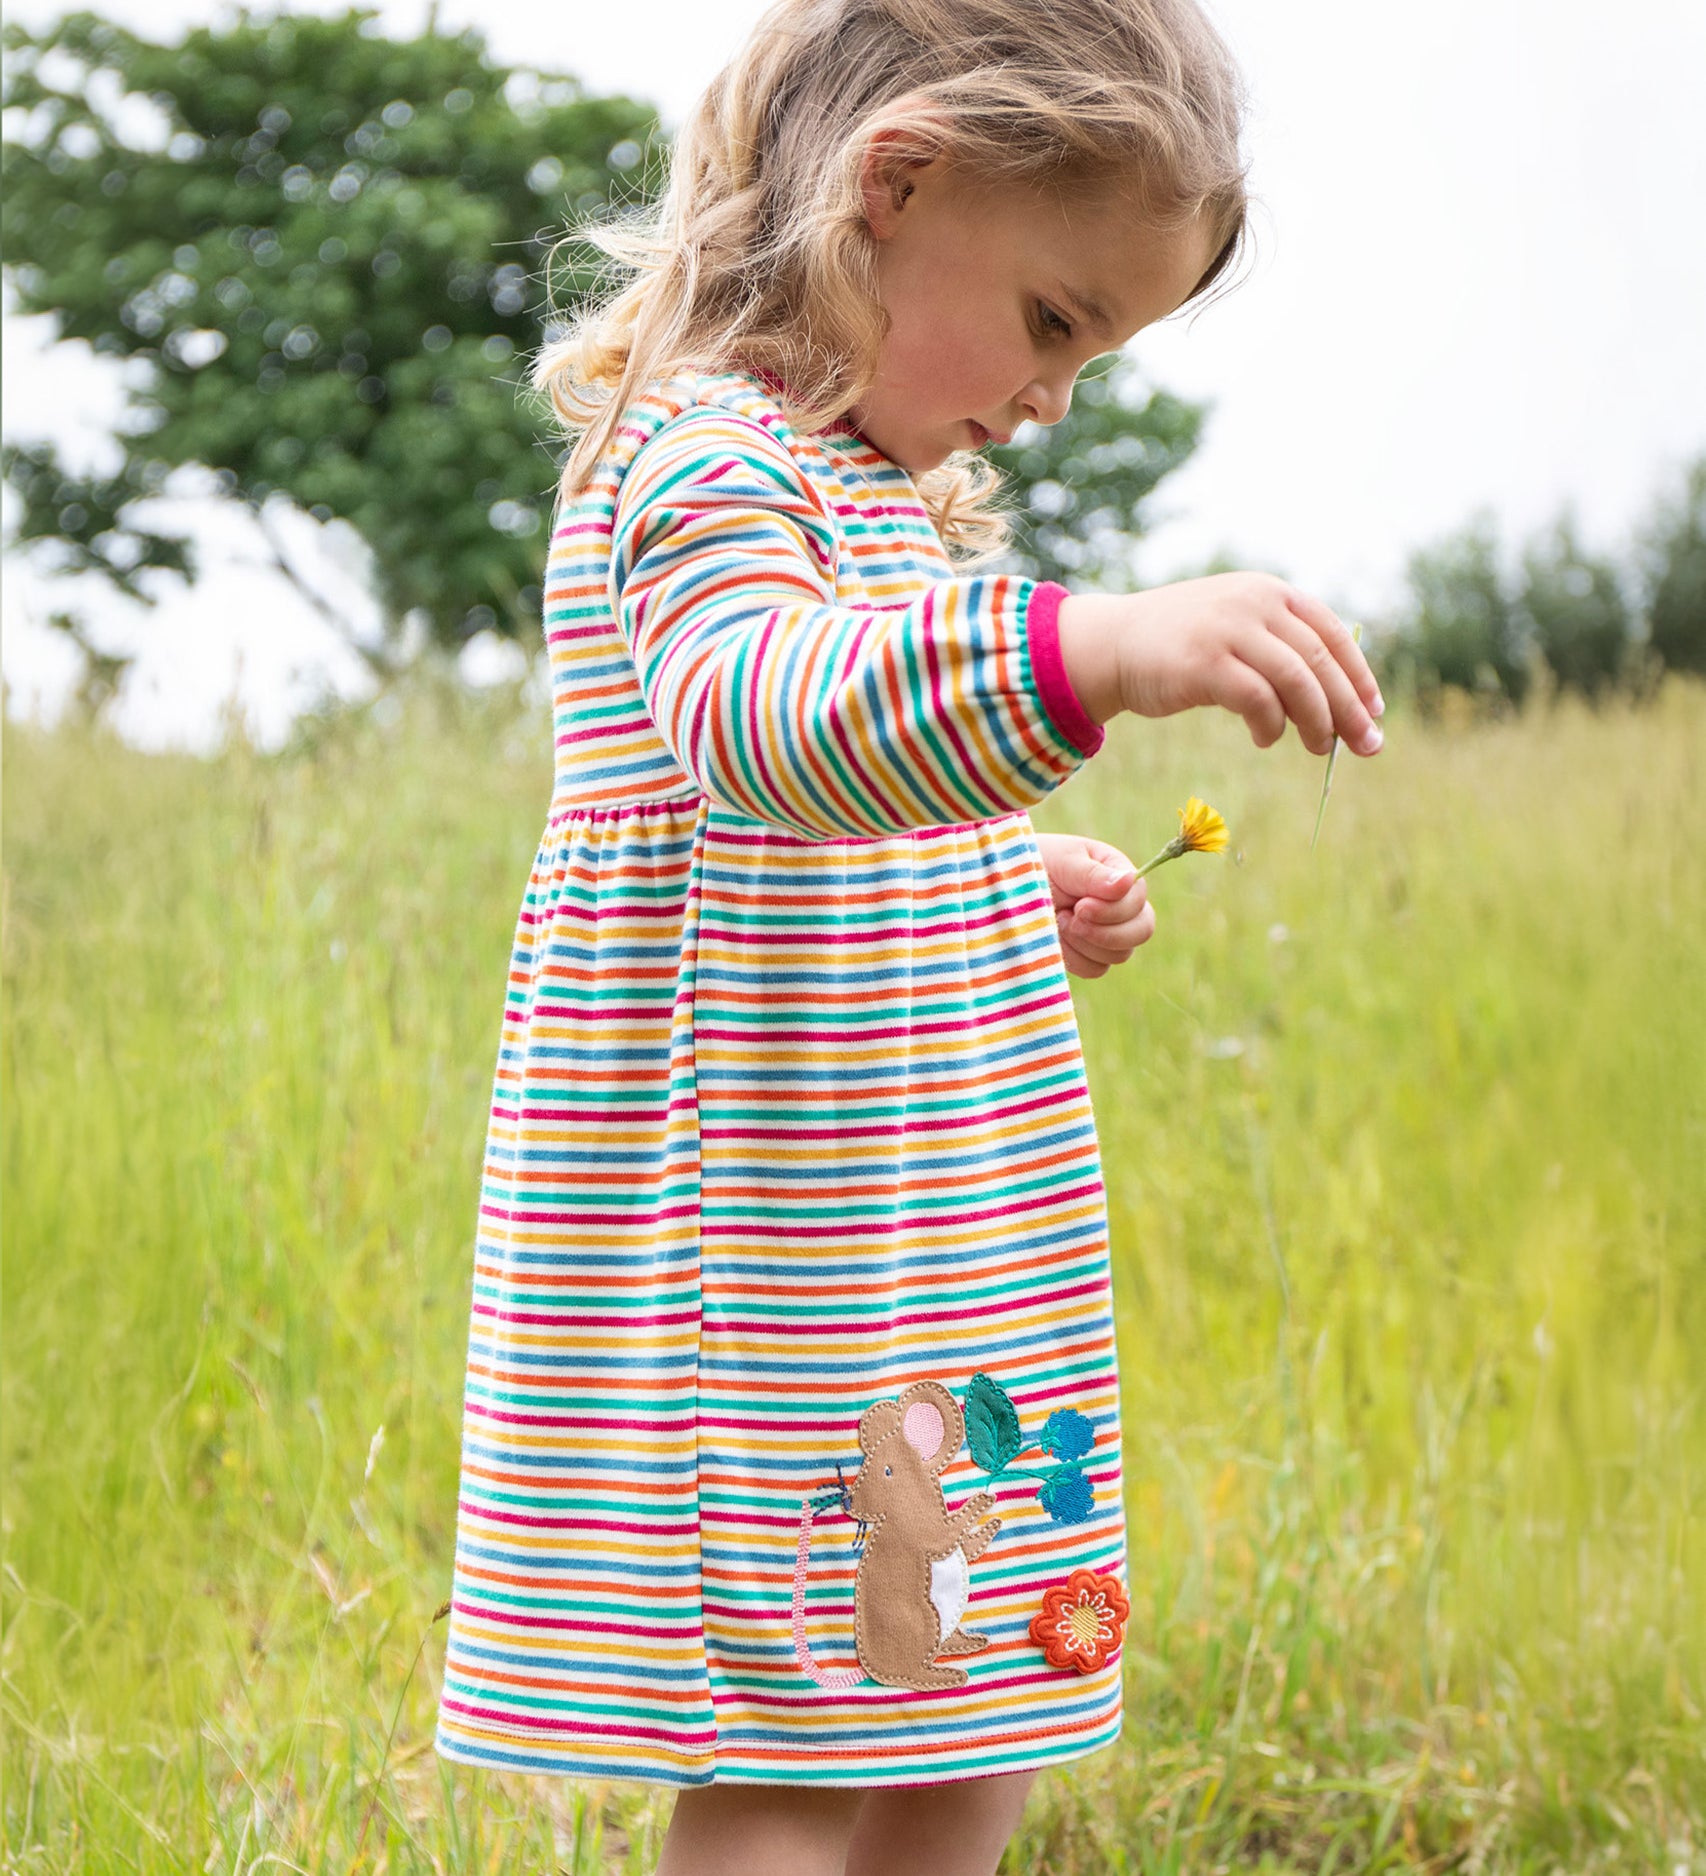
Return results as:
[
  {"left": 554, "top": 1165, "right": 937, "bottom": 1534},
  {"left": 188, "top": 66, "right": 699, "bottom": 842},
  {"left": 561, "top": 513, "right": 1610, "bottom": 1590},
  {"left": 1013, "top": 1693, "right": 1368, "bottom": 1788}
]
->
[{"left": 791, "top": 1495, "right": 865, "bottom": 1689}]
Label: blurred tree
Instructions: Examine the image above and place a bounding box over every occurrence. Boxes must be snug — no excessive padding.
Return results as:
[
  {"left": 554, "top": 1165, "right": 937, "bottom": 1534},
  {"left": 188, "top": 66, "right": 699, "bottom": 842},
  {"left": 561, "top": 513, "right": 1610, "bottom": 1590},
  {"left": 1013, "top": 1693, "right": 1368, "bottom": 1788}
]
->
[
  {"left": 1396, "top": 510, "right": 1532, "bottom": 709},
  {"left": 1640, "top": 456, "right": 1706, "bottom": 677},
  {"left": 1, "top": 8, "right": 1217, "bottom": 692},
  {"left": 1519, "top": 510, "right": 1633, "bottom": 704},
  {"left": 0, "top": 6, "right": 663, "bottom": 668},
  {"left": 984, "top": 356, "right": 1205, "bottom": 590}
]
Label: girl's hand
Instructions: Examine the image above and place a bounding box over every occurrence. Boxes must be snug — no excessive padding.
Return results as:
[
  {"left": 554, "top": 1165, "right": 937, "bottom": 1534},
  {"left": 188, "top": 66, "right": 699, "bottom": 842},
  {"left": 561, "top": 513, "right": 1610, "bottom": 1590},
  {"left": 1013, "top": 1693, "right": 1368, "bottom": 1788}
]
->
[
  {"left": 1035, "top": 832, "right": 1156, "bottom": 980},
  {"left": 1057, "top": 576, "right": 1384, "bottom": 757},
  {"left": 1121, "top": 573, "right": 1383, "bottom": 755}
]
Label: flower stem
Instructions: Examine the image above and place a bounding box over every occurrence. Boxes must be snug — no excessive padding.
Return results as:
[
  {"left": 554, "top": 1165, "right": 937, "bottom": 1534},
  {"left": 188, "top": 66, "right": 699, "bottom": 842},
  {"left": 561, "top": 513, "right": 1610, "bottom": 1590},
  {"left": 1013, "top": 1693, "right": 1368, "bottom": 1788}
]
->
[{"left": 1132, "top": 838, "right": 1185, "bottom": 881}]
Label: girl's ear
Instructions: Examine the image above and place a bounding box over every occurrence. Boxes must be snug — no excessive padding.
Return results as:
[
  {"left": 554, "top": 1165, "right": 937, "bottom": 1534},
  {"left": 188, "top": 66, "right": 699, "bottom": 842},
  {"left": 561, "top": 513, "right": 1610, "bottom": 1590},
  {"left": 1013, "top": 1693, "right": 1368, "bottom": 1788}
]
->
[
  {"left": 856, "top": 103, "right": 950, "bottom": 239},
  {"left": 858, "top": 132, "right": 923, "bottom": 239}
]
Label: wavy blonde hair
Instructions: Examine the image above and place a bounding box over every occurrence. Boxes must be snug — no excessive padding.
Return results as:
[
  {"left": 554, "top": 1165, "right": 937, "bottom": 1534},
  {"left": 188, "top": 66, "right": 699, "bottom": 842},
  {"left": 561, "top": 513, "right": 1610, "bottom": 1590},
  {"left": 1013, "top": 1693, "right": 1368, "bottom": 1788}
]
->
[{"left": 535, "top": 0, "right": 1251, "bottom": 563}]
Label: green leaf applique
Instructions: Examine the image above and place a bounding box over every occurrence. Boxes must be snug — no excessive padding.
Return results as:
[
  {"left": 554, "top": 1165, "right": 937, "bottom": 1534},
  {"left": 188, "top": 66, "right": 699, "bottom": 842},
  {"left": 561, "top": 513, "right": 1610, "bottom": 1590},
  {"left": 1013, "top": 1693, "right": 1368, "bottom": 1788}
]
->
[{"left": 963, "top": 1370, "right": 1024, "bottom": 1475}]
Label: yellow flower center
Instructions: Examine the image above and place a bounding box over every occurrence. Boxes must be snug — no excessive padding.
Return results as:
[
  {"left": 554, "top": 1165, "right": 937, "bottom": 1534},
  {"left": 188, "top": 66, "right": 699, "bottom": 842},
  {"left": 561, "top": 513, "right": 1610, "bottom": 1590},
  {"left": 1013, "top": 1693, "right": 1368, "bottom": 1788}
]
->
[{"left": 1065, "top": 1600, "right": 1105, "bottom": 1648}]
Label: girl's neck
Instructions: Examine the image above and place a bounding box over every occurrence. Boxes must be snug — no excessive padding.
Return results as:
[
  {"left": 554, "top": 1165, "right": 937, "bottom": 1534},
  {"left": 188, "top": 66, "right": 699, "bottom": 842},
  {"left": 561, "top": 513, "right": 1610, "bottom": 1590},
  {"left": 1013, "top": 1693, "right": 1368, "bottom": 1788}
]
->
[{"left": 743, "top": 362, "right": 876, "bottom": 453}]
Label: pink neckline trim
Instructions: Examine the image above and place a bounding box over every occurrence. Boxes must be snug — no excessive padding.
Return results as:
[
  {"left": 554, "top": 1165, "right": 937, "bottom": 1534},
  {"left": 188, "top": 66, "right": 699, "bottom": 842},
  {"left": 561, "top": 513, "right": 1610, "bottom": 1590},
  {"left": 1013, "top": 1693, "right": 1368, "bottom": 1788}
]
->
[{"left": 743, "top": 363, "right": 880, "bottom": 454}]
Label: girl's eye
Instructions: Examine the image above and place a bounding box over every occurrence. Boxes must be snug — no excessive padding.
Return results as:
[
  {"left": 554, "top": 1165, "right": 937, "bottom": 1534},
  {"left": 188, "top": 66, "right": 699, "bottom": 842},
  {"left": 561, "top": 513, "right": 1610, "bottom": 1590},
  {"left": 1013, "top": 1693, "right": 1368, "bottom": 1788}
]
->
[{"left": 1036, "top": 302, "right": 1073, "bottom": 340}]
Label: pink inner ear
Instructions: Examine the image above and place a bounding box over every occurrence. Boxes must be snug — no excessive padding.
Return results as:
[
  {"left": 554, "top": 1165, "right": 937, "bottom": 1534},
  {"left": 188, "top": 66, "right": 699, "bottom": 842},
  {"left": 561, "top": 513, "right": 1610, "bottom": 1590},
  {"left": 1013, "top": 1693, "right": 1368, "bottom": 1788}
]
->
[{"left": 902, "top": 1400, "right": 945, "bottom": 1459}]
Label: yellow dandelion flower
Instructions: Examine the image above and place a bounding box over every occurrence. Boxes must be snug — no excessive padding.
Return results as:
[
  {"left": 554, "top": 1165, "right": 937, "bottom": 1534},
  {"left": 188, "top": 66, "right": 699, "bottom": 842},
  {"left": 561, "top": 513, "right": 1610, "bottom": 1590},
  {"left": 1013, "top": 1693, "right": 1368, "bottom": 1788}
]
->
[
  {"left": 1134, "top": 798, "right": 1231, "bottom": 879},
  {"left": 1177, "top": 796, "right": 1229, "bottom": 855}
]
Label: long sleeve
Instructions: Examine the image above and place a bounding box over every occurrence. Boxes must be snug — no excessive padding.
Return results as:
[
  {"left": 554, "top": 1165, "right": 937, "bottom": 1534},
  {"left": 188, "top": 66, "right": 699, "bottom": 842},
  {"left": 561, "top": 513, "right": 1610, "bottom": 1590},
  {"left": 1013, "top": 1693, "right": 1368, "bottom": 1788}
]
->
[{"left": 607, "top": 405, "right": 1105, "bottom": 840}]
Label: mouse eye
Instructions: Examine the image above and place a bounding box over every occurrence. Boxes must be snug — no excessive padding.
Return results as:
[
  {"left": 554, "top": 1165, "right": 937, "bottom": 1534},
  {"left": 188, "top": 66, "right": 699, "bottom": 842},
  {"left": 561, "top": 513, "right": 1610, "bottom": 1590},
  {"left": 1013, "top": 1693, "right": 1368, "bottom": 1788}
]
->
[{"left": 884, "top": 1466, "right": 892, "bottom": 1477}]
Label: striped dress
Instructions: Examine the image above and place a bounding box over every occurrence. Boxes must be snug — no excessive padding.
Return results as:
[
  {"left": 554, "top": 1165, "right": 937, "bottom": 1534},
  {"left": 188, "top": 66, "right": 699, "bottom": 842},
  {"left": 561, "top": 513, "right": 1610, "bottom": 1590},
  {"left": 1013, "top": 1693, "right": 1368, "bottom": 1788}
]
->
[{"left": 434, "top": 365, "right": 1130, "bottom": 1788}]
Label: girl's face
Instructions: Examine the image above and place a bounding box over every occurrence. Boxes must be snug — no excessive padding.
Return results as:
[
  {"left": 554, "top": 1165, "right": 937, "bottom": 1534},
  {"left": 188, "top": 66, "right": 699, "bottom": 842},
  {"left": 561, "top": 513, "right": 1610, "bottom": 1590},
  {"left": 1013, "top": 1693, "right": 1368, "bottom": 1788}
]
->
[{"left": 851, "top": 138, "right": 1222, "bottom": 475}]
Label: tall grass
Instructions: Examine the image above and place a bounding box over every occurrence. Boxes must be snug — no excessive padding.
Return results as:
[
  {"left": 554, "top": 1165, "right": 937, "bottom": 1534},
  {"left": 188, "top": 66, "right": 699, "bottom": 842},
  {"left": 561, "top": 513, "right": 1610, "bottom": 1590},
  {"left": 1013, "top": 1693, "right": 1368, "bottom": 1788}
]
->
[{"left": 3, "top": 670, "right": 1702, "bottom": 1872}]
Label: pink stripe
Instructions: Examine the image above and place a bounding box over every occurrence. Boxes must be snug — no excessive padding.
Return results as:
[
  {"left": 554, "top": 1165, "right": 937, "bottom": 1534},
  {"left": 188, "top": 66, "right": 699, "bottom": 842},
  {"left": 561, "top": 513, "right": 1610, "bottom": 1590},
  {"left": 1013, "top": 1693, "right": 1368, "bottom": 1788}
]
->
[
  {"left": 704, "top": 814, "right": 1030, "bottom": 849},
  {"left": 697, "top": 1178, "right": 1106, "bottom": 1238},
  {"left": 456, "top": 1505, "right": 699, "bottom": 1538},
  {"left": 708, "top": 1661, "right": 1115, "bottom": 1713},
  {"left": 692, "top": 989, "right": 1072, "bottom": 1045},
  {"left": 474, "top": 1307, "right": 700, "bottom": 1330},
  {"left": 481, "top": 1199, "right": 701, "bottom": 1225},
  {"left": 705, "top": 1275, "right": 1108, "bottom": 1335},
  {"left": 700, "top": 1087, "right": 1088, "bottom": 1142},
  {"left": 464, "top": 1405, "right": 691, "bottom": 1434},
  {"left": 451, "top": 1602, "right": 702, "bottom": 1641},
  {"left": 692, "top": 902, "right": 1053, "bottom": 944},
  {"left": 696, "top": 1379, "right": 1110, "bottom": 1434}
]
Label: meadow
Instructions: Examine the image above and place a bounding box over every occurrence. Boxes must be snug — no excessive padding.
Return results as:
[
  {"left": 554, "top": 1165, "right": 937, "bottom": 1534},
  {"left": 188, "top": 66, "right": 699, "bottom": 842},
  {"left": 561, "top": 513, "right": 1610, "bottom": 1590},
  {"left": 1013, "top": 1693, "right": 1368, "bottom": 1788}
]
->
[{"left": 3, "top": 668, "right": 1702, "bottom": 1873}]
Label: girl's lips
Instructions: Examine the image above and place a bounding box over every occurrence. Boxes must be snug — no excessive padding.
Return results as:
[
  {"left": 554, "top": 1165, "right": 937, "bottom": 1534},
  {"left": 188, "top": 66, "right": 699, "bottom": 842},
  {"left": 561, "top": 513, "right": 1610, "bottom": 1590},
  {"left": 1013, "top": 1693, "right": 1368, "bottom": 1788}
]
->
[{"left": 967, "top": 420, "right": 991, "bottom": 447}]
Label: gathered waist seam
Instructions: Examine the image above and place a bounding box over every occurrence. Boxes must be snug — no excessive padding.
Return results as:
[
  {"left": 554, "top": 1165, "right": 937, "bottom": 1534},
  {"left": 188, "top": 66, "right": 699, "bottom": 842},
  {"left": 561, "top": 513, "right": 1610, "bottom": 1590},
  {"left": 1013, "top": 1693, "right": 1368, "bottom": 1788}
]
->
[{"left": 545, "top": 791, "right": 706, "bottom": 829}]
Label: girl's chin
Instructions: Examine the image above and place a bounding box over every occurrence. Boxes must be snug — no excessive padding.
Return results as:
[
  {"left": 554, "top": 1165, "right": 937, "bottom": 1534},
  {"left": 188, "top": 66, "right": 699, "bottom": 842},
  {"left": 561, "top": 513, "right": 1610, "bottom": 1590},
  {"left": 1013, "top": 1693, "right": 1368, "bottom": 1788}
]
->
[{"left": 863, "top": 423, "right": 954, "bottom": 476}]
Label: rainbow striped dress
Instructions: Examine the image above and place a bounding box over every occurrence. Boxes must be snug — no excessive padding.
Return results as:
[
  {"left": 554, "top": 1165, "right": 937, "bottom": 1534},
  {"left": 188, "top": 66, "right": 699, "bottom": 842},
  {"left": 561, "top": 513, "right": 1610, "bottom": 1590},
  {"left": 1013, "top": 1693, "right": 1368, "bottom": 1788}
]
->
[{"left": 434, "top": 366, "right": 1130, "bottom": 1788}]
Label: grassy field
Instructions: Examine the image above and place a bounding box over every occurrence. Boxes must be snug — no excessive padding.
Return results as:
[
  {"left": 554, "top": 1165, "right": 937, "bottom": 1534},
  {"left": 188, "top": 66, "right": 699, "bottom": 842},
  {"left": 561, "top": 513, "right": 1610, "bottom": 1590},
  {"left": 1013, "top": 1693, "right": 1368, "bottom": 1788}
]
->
[{"left": 3, "top": 668, "right": 1702, "bottom": 1873}]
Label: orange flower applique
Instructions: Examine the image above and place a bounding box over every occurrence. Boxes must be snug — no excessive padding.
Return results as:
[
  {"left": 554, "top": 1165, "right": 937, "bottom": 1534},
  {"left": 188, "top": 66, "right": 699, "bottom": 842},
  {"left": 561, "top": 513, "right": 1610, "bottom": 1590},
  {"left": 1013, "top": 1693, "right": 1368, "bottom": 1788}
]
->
[{"left": 1029, "top": 1568, "right": 1130, "bottom": 1674}]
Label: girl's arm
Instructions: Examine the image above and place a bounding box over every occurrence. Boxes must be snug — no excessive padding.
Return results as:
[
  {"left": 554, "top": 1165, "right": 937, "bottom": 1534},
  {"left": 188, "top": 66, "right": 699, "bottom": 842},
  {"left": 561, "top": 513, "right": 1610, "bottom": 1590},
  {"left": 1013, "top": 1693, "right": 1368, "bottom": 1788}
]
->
[{"left": 608, "top": 405, "right": 1102, "bottom": 840}]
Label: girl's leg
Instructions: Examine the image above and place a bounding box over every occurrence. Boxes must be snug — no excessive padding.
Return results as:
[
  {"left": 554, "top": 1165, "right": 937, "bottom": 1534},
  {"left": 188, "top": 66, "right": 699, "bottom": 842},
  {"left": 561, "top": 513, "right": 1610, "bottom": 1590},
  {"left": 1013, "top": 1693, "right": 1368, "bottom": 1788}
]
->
[
  {"left": 654, "top": 1783, "right": 864, "bottom": 1876},
  {"left": 841, "top": 1769, "right": 1038, "bottom": 1876}
]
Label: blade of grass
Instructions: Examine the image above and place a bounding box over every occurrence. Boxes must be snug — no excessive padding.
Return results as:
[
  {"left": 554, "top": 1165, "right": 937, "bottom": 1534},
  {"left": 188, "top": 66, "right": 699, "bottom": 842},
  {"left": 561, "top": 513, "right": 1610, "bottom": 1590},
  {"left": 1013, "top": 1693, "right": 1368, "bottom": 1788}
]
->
[{"left": 1311, "top": 621, "right": 1364, "bottom": 850}]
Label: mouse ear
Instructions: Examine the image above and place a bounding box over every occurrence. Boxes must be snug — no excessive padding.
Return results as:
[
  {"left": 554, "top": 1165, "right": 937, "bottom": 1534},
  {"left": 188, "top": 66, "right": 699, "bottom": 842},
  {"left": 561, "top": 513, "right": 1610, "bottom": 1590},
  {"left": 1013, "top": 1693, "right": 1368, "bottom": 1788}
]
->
[
  {"left": 897, "top": 1380, "right": 963, "bottom": 1472},
  {"left": 857, "top": 1398, "right": 901, "bottom": 1453}
]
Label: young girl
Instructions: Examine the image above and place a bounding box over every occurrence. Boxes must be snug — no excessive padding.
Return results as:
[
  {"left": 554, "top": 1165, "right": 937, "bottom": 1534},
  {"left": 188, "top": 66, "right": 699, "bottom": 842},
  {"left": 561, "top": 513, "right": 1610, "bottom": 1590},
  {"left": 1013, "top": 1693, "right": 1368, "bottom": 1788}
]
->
[{"left": 433, "top": 2, "right": 1382, "bottom": 1870}]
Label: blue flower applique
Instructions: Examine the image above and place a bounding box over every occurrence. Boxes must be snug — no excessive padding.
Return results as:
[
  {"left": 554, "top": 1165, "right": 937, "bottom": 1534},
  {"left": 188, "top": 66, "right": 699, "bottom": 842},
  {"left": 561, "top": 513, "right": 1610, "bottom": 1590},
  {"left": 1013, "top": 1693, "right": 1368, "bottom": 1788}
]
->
[
  {"left": 1039, "top": 1407, "right": 1095, "bottom": 1462},
  {"left": 962, "top": 1374, "right": 1098, "bottom": 1526}
]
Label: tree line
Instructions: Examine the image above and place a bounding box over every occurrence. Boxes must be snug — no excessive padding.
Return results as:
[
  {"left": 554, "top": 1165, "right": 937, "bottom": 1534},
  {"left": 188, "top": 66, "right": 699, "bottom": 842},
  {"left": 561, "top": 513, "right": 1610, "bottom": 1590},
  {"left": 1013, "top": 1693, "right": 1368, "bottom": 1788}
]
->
[{"left": 1379, "top": 466, "right": 1705, "bottom": 713}]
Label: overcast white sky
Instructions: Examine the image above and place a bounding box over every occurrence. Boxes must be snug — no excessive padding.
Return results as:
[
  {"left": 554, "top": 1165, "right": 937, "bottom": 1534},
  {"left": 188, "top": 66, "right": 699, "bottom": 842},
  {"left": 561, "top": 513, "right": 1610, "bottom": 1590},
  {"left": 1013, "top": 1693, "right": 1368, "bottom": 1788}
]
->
[{"left": 4, "top": 0, "right": 1704, "bottom": 750}]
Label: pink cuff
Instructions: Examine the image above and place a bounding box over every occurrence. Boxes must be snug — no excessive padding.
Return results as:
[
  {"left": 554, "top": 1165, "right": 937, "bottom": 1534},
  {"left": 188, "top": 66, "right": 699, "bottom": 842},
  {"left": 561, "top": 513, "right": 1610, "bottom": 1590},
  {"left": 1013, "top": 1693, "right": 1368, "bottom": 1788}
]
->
[{"left": 1023, "top": 580, "right": 1105, "bottom": 758}]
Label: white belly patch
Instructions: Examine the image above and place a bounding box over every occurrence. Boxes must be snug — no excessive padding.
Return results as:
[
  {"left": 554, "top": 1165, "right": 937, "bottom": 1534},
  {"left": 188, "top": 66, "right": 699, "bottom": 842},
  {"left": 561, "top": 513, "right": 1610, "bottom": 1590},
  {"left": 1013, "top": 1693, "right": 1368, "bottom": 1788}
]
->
[{"left": 929, "top": 1548, "right": 970, "bottom": 1641}]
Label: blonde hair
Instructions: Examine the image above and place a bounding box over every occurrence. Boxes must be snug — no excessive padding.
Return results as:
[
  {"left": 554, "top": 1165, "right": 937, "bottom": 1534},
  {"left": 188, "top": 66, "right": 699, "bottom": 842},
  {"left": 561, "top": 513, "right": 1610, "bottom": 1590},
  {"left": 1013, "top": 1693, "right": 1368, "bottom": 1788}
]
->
[{"left": 535, "top": 0, "right": 1251, "bottom": 563}]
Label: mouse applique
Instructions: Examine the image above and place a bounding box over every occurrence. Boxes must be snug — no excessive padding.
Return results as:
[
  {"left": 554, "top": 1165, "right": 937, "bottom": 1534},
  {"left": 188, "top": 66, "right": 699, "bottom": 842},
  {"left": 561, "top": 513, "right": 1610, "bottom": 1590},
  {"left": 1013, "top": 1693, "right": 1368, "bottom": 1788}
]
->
[{"left": 791, "top": 1378, "right": 1002, "bottom": 1692}]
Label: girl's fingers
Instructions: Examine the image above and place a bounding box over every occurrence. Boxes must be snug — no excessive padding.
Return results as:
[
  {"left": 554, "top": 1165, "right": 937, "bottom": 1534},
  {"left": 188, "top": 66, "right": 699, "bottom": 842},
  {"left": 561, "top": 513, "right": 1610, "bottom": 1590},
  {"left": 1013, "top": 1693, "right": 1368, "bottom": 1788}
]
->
[
  {"left": 1061, "top": 901, "right": 1156, "bottom": 962},
  {"left": 1234, "top": 631, "right": 1338, "bottom": 755},
  {"left": 1073, "top": 877, "right": 1149, "bottom": 923},
  {"left": 1056, "top": 919, "right": 1110, "bottom": 977},
  {"left": 1281, "top": 587, "right": 1384, "bottom": 715},
  {"left": 1214, "top": 655, "right": 1288, "bottom": 747},
  {"left": 1265, "top": 610, "right": 1383, "bottom": 755}
]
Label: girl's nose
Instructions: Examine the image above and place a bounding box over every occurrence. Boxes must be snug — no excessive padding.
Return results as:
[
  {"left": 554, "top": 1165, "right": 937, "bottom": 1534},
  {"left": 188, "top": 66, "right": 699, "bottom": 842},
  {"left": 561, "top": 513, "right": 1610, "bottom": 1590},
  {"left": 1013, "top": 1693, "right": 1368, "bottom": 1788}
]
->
[{"left": 1020, "top": 376, "right": 1073, "bottom": 430}]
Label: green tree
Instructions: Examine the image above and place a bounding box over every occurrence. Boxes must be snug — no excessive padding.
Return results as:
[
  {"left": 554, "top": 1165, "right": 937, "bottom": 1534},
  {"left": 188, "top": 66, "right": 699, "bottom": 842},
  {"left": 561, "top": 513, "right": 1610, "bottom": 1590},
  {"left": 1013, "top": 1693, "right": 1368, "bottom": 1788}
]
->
[
  {"left": 984, "top": 357, "right": 1205, "bottom": 590},
  {"left": 2, "top": 9, "right": 1218, "bottom": 696},
  {"left": 1519, "top": 510, "right": 1633, "bottom": 704},
  {"left": 1, "top": 7, "right": 662, "bottom": 668},
  {"left": 1641, "top": 456, "right": 1706, "bottom": 677},
  {"left": 1397, "top": 510, "right": 1532, "bottom": 709}
]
